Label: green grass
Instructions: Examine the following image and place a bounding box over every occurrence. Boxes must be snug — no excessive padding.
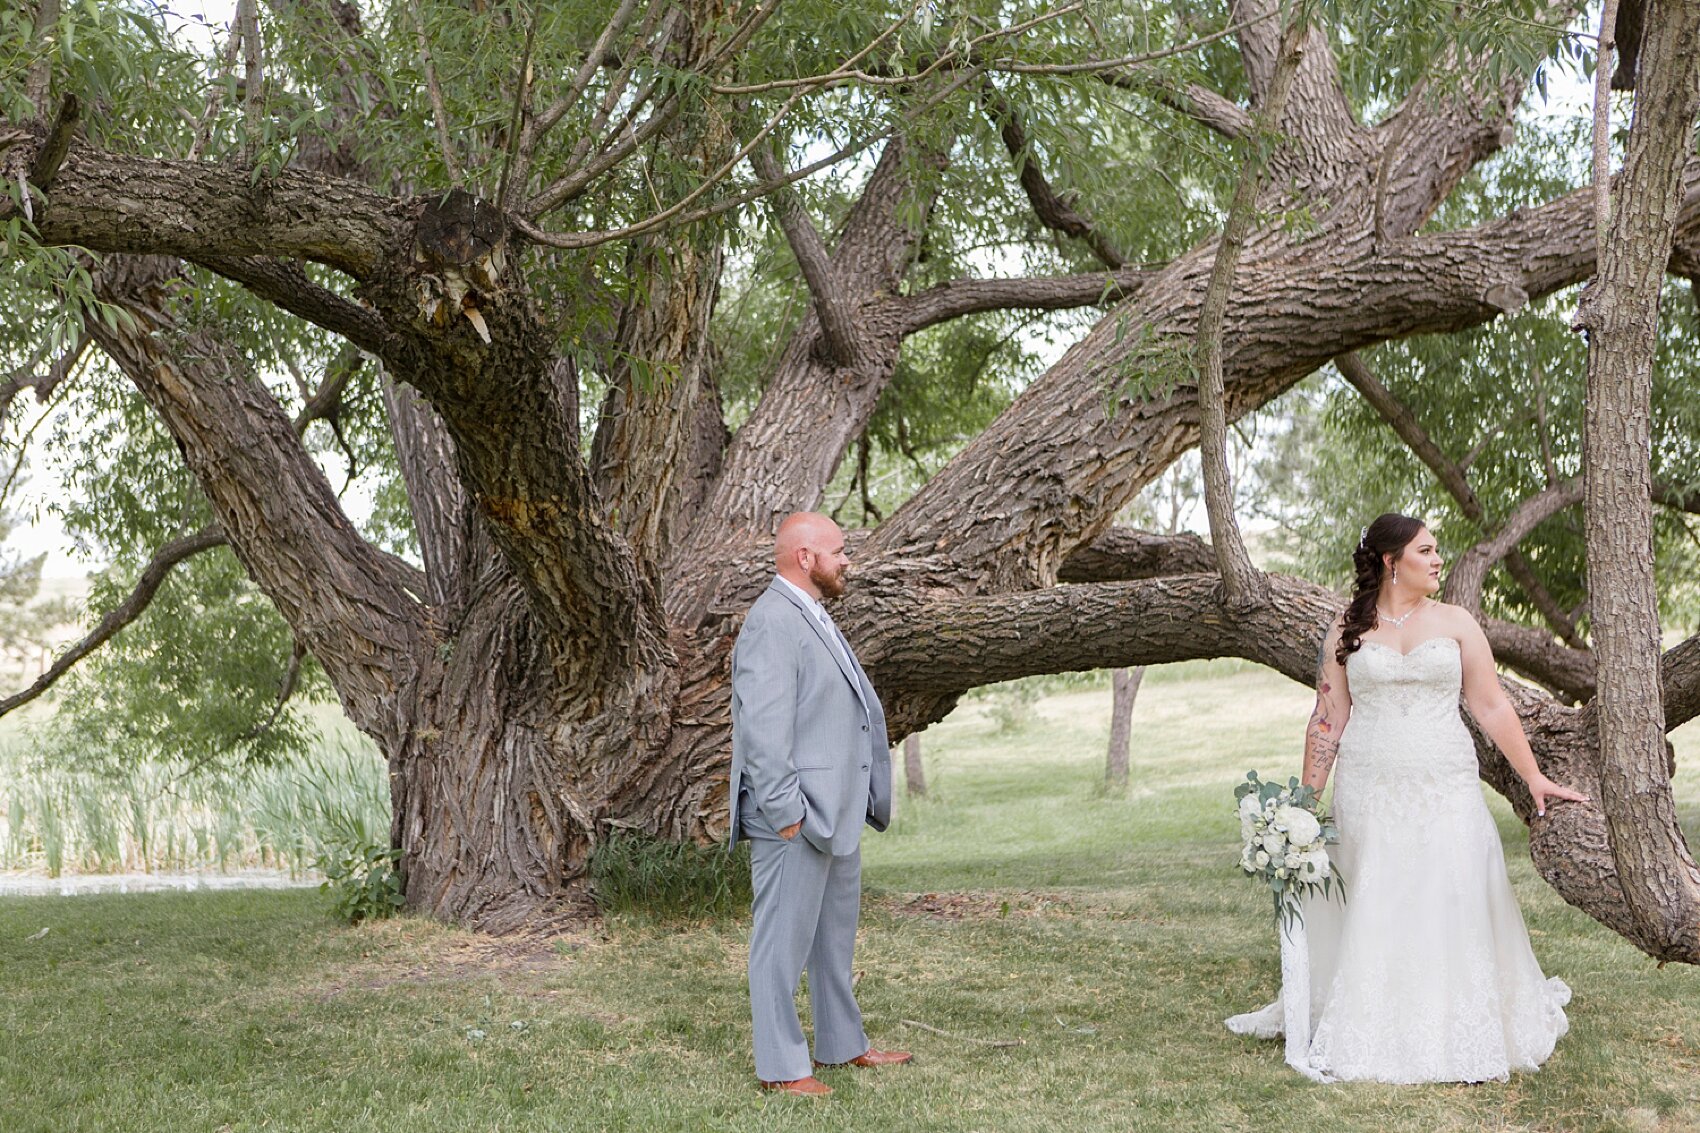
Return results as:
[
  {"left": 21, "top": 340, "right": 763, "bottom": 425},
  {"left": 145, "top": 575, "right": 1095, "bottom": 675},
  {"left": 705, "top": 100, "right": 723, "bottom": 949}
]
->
[{"left": 3, "top": 661, "right": 1700, "bottom": 1132}]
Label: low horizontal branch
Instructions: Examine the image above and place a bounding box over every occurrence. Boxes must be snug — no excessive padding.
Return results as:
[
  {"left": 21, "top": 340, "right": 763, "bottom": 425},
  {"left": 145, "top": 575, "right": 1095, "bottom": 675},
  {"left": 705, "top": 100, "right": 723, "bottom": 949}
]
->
[
  {"left": 870, "top": 572, "right": 1335, "bottom": 692},
  {"left": 1055, "top": 527, "right": 1215, "bottom": 582},
  {"left": 863, "top": 568, "right": 1594, "bottom": 704}
]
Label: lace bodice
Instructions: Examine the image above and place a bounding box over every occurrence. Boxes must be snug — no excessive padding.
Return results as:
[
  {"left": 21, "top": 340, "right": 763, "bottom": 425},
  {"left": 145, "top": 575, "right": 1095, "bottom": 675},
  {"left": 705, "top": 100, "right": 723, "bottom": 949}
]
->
[
  {"left": 1337, "top": 637, "right": 1477, "bottom": 807},
  {"left": 1344, "top": 636, "right": 1463, "bottom": 721}
]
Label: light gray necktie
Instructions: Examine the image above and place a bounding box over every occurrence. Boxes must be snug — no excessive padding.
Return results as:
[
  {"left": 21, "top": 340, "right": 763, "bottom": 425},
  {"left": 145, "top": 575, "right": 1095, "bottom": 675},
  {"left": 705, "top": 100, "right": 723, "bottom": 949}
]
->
[{"left": 816, "top": 608, "right": 853, "bottom": 671}]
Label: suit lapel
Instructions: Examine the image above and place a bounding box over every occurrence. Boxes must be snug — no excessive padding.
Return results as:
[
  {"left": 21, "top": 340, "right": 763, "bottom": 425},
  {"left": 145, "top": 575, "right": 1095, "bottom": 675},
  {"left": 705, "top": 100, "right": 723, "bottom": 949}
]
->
[{"left": 768, "top": 579, "right": 866, "bottom": 707}]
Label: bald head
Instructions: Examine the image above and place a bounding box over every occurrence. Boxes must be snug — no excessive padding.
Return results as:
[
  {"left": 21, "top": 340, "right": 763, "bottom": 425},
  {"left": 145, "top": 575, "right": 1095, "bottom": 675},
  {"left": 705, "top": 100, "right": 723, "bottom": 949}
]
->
[{"left": 774, "top": 512, "right": 849, "bottom": 600}]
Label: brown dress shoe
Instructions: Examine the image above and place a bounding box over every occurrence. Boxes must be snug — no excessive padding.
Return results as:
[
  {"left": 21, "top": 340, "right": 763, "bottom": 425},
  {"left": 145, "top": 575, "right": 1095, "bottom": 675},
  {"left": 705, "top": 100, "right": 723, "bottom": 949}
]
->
[
  {"left": 758, "top": 1076, "right": 833, "bottom": 1097},
  {"left": 816, "top": 1048, "right": 913, "bottom": 1069}
]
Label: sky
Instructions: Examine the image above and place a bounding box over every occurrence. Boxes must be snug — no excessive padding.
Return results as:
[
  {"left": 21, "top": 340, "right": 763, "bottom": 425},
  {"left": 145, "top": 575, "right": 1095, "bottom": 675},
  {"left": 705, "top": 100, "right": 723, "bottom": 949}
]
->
[{"left": 4, "top": 5, "right": 1604, "bottom": 581}]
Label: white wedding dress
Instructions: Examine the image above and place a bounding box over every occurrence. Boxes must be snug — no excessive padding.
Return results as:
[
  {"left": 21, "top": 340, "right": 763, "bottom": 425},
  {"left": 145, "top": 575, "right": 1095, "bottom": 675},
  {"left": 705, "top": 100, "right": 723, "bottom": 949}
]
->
[{"left": 1226, "top": 636, "right": 1571, "bottom": 1083}]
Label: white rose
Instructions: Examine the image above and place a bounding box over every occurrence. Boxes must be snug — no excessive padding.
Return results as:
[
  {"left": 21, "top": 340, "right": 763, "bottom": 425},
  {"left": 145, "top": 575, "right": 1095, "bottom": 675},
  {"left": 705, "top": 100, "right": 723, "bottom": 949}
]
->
[
  {"left": 1293, "top": 848, "right": 1332, "bottom": 879},
  {"left": 1254, "top": 849, "right": 1270, "bottom": 868},
  {"left": 1275, "top": 805, "right": 1322, "bottom": 845},
  {"left": 1238, "top": 795, "right": 1262, "bottom": 839},
  {"left": 1260, "top": 831, "right": 1286, "bottom": 856}
]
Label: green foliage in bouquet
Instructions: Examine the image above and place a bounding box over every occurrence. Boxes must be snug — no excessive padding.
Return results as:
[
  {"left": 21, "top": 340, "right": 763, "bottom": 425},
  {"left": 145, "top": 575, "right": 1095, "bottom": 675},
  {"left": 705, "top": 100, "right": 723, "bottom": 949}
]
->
[{"left": 1235, "top": 771, "right": 1343, "bottom": 931}]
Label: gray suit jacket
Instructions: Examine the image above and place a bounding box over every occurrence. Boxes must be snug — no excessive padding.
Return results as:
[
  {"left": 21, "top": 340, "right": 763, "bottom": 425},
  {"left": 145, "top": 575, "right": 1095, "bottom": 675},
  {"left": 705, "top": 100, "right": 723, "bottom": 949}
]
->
[{"left": 728, "top": 579, "right": 892, "bottom": 855}]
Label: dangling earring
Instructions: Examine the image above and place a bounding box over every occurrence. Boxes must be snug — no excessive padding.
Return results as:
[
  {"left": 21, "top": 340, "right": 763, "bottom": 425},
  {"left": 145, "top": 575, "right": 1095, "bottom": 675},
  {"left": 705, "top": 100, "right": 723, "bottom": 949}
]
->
[{"left": 1392, "top": 566, "right": 1399, "bottom": 585}]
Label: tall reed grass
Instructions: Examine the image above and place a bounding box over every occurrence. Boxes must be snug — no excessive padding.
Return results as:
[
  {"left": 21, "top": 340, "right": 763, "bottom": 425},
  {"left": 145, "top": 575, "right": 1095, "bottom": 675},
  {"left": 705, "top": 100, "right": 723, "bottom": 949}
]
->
[{"left": 0, "top": 735, "right": 389, "bottom": 877}]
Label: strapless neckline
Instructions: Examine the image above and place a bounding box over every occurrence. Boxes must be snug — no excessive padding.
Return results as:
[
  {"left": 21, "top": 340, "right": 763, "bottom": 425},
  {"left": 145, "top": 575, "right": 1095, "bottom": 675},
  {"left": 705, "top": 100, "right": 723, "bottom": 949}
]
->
[{"left": 1356, "top": 636, "right": 1459, "bottom": 660}]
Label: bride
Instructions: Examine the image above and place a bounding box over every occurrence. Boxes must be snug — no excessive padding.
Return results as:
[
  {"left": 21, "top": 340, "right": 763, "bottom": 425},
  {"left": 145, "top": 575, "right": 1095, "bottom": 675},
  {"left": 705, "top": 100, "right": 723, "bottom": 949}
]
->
[{"left": 1228, "top": 512, "right": 1586, "bottom": 1083}]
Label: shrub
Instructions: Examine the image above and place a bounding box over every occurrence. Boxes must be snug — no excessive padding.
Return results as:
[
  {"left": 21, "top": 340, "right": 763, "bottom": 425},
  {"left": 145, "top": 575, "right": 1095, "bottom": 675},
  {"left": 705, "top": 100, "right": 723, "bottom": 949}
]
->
[{"left": 317, "top": 840, "right": 405, "bottom": 924}]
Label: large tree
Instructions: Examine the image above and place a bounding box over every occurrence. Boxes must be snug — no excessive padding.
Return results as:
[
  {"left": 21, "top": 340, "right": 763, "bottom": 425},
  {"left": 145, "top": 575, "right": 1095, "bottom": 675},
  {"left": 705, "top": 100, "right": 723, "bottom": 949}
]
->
[{"left": 5, "top": 0, "right": 1700, "bottom": 959}]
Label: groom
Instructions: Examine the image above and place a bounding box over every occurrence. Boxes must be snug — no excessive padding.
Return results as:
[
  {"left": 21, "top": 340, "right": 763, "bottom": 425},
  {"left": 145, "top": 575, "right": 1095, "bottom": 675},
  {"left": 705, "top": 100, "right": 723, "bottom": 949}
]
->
[{"left": 729, "top": 512, "right": 910, "bottom": 1097}]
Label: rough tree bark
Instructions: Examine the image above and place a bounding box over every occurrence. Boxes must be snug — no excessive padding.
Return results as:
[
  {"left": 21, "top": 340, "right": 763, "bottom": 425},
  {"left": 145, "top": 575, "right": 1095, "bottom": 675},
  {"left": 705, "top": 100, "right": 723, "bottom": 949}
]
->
[
  {"left": 1192, "top": 3, "right": 1304, "bottom": 610},
  {"left": 1572, "top": 0, "right": 1700, "bottom": 961}
]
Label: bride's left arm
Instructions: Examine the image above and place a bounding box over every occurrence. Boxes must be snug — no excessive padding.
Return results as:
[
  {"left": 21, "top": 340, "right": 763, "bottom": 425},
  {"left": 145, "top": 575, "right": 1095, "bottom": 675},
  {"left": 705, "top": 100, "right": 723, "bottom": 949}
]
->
[{"left": 1455, "top": 612, "right": 1590, "bottom": 817}]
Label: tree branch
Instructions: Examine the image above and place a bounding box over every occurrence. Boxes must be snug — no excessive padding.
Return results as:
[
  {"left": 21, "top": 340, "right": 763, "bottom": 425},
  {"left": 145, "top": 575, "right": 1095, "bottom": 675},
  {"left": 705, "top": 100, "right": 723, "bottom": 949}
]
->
[
  {"left": 0, "top": 527, "right": 227, "bottom": 719},
  {"left": 691, "top": 135, "right": 946, "bottom": 545},
  {"left": 891, "top": 267, "right": 1156, "bottom": 336},
  {"left": 749, "top": 144, "right": 860, "bottom": 364},
  {"left": 531, "top": 0, "right": 798, "bottom": 220},
  {"left": 22, "top": 0, "right": 58, "bottom": 116},
  {"left": 1334, "top": 351, "right": 1478, "bottom": 511},
  {"left": 87, "top": 256, "right": 424, "bottom": 739},
  {"left": 982, "top": 83, "right": 1124, "bottom": 269},
  {"left": 1660, "top": 631, "right": 1700, "bottom": 728},
  {"left": 864, "top": 568, "right": 1588, "bottom": 704},
  {"left": 1055, "top": 527, "right": 1215, "bottom": 582},
  {"left": 383, "top": 374, "right": 479, "bottom": 609},
  {"left": 515, "top": 68, "right": 981, "bottom": 247},
  {"left": 238, "top": 0, "right": 264, "bottom": 161},
  {"left": 1591, "top": 0, "right": 1623, "bottom": 257},
  {"left": 867, "top": 154, "right": 1700, "bottom": 596},
  {"left": 1335, "top": 350, "right": 1589, "bottom": 647},
  {"left": 1444, "top": 477, "right": 1583, "bottom": 614},
  {"left": 199, "top": 255, "right": 393, "bottom": 355},
  {"left": 1611, "top": 0, "right": 1648, "bottom": 90},
  {"left": 1573, "top": 0, "right": 1700, "bottom": 962},
  {"left": 1193, "top": 8, "right": 1305, "bottom": 610},
  {"left": 26, "top": 141, "right": 411, "bottom": 281},
  {"left": 402, "top": 0, "right": 464, "bottom": 186},
  {"left": 1371, "top": 0, "right": 1584, "bottom": 239},
  {"left": 187, "top": 2, "right": 247, "bottom": 161},
  {"left": 523, "top": 0, "right": 646, "bottom": 155},
  {"left": 1098, "top": 68, "right": 1251, "bottom": 139},
  {"left": 0, "top": 330, "right": 86, "bottom": 423},
  {"left": 27, "top": 93, "right": 77, "bottom": 190}
]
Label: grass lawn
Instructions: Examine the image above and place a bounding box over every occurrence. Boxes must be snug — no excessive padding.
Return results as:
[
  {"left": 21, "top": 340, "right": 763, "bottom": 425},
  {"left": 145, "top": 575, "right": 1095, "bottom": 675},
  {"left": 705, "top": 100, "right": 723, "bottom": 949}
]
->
[{"left": 4, "top": 661, "right": 1700, "bottom": 1132}]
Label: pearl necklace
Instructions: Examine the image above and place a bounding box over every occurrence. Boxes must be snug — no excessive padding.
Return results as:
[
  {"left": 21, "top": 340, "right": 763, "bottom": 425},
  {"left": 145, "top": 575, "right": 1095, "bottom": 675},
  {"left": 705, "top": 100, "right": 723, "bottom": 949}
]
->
[{"left": 1377, "top": 602, "right": 1423, "bottom": 628}]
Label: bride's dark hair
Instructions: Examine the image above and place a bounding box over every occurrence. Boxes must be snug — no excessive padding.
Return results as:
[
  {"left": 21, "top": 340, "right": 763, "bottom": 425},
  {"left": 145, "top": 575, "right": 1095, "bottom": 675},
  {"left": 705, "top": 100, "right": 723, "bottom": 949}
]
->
[{"left": 1337, "top": 513, "right": 1427, "bottom": 666}]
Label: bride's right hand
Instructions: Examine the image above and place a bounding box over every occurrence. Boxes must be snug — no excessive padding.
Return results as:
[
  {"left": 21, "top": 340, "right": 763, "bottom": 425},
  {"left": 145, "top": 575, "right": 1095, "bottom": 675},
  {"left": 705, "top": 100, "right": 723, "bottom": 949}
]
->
[{"left": 1528, "top": 775, "right": 1590, "bottom": 818}]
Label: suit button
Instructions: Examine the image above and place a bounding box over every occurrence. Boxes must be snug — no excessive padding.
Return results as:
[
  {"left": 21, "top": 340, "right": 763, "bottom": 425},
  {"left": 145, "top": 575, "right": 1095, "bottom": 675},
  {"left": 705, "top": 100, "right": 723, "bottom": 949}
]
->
[{"left": 861, "top": 724, "right": 869, "bottom": 732}]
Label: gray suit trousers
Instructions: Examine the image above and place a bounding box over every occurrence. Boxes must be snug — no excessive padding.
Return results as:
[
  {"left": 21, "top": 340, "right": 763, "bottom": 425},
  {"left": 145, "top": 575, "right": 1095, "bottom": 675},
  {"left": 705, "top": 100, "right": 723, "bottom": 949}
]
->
[{"left": 746, "top": 822, "right": 868, "bottom": 1081}]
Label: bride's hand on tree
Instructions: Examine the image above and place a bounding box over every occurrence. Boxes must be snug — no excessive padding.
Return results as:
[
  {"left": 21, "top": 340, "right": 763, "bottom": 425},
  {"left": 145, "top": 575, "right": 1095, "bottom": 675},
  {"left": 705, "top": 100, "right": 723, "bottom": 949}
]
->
[{"left": 1527, "top": 775, "right": 1589, "bottom": 817}]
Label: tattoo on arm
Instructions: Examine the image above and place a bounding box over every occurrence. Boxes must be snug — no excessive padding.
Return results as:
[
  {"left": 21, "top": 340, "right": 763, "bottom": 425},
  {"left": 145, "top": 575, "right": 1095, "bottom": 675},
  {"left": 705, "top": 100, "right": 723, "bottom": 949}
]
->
[
  {"left": 1308, "top": 728, "right": 1340, "bottom": 777},
  {"left": 1306, "top": 677, "right": 1342, "bottom": 778}
]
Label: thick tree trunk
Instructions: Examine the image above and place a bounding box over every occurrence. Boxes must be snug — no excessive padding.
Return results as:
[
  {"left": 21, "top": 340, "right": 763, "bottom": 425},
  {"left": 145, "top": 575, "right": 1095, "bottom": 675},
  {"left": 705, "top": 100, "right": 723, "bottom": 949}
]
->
[{"left": 1573, "top": 0, "right": 1700, "bottom": 962}]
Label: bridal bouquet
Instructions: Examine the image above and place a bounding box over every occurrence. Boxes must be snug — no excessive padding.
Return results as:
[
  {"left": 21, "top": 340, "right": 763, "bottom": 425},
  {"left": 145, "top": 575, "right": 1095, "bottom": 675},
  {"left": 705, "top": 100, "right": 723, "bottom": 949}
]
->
[{"left": 1235, "top": 772, "right": 1341, "bottom": 929}]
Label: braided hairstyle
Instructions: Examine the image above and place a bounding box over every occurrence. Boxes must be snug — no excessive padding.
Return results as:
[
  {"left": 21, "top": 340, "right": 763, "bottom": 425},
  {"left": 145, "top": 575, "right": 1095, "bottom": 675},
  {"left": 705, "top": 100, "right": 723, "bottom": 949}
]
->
[{"left": 1336, "top": 512, "right": 1427, "bottom": 666}]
